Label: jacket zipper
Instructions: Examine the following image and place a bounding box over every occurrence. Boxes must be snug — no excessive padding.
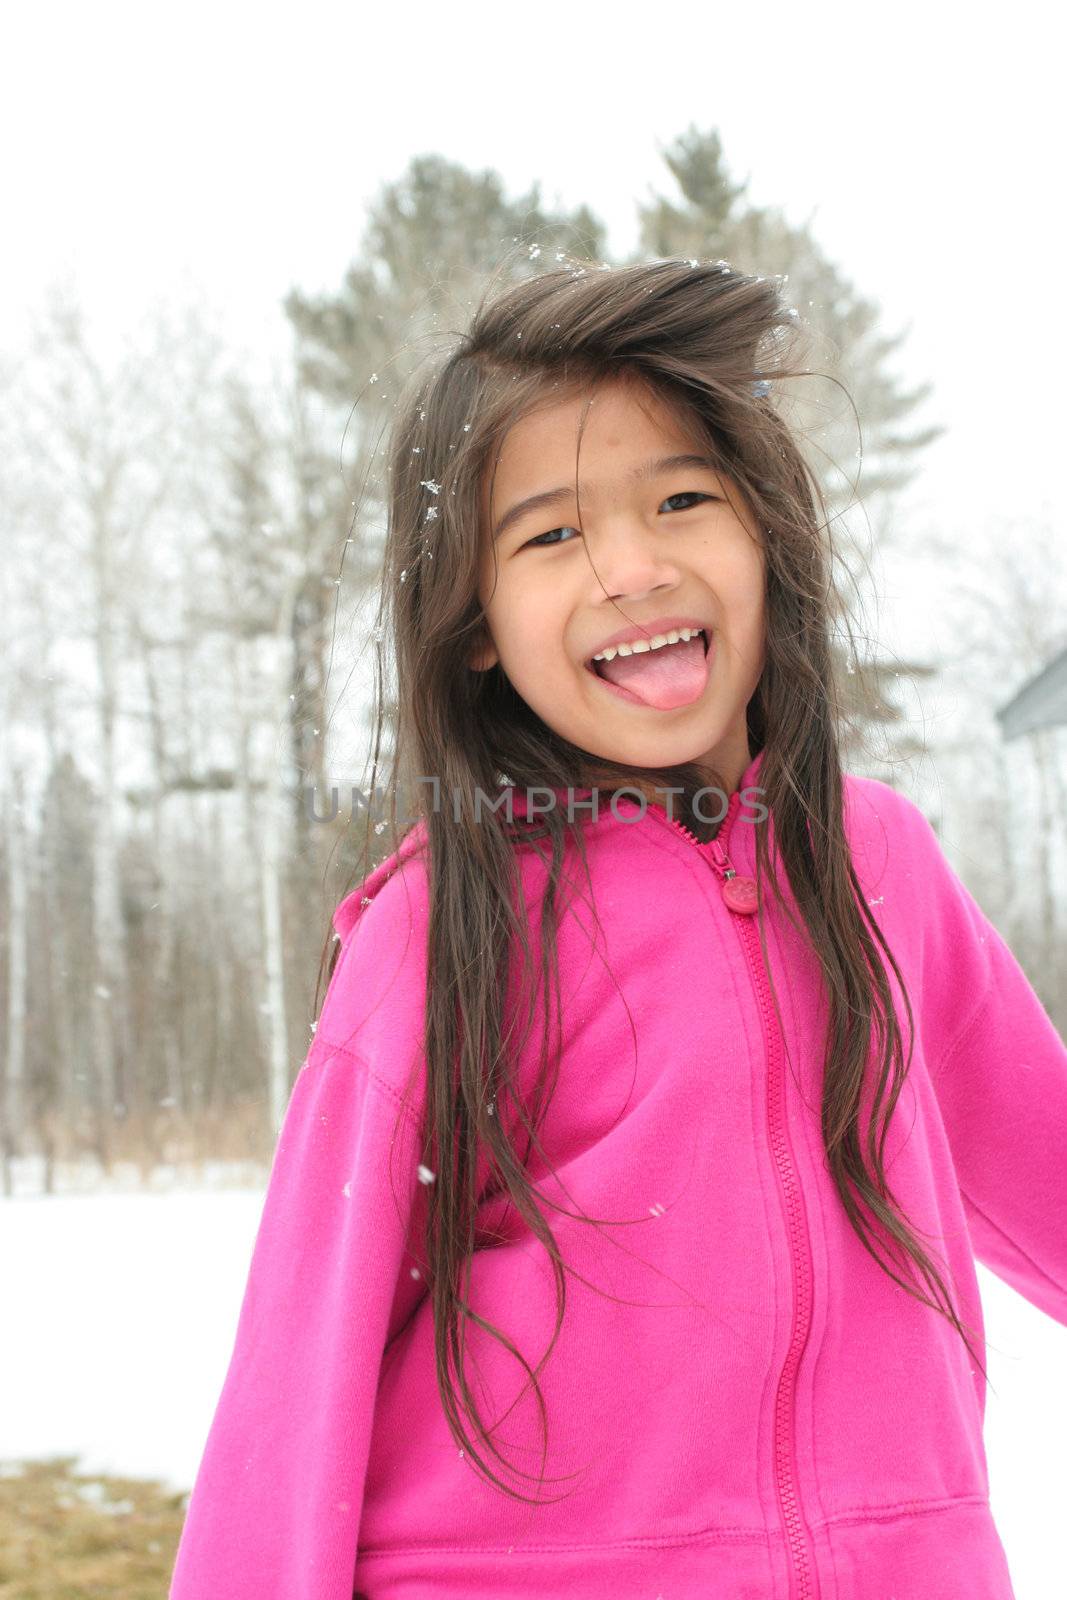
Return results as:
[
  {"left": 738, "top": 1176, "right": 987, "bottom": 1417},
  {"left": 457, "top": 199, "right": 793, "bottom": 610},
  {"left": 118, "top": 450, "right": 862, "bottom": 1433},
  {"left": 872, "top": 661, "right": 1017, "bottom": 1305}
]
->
[{"left": 652, "top": 788, "right": 819, "bottom": 1600}]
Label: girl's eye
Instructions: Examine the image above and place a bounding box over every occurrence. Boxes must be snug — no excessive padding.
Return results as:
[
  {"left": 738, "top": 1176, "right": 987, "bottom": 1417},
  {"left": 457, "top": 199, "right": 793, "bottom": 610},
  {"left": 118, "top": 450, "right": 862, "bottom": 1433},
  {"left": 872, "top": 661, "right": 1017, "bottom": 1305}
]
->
[{"left": 521, "top": 491, "right": 715, "bottom": 550}]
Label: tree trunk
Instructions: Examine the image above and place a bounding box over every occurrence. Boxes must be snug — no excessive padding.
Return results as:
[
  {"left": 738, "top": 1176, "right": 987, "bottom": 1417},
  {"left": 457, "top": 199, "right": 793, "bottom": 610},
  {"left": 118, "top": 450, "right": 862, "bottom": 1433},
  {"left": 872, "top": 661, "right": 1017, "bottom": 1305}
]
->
[{"left": 2, "top": 766, "right": 29, "bottom": 1197}]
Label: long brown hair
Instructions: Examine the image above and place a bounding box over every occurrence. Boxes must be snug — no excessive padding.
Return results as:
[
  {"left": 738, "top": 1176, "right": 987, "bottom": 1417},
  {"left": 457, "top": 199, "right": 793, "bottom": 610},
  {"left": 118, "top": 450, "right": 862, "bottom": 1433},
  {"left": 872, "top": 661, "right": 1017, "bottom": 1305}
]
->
[{"left": 314, "top": 255, "right": 986, "bottom": 1505}]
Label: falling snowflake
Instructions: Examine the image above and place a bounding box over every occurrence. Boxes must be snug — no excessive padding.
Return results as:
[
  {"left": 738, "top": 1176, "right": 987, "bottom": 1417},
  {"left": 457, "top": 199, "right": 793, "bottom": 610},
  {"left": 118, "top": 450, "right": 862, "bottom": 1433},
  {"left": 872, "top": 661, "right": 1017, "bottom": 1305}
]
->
[
  {"left": 417, "top": 1164, "right": 436, "bottom": 1186},
  {"left": 342, "top": 1180, "right": 352, "bottom": 1198},
  {"left": 420, "top": 479, "right": 441, "bottom": 494},
  {"left": 425, "top": 506, "right": 438, "bottom": 521}
]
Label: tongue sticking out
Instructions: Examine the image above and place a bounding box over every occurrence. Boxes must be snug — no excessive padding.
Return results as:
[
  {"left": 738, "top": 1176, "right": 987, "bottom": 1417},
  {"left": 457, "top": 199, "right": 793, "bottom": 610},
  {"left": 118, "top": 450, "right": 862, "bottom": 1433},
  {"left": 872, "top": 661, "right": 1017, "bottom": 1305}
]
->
[{"left": 595, "top": 633, "right": 709, "bottom": 710}]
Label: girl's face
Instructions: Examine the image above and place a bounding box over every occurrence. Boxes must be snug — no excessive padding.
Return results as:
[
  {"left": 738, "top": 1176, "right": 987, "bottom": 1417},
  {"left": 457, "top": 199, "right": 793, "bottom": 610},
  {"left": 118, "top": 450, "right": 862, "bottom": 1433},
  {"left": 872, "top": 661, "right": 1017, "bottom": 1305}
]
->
[{"left": 472, "top": 375, "right": 766, "bottom": 797}]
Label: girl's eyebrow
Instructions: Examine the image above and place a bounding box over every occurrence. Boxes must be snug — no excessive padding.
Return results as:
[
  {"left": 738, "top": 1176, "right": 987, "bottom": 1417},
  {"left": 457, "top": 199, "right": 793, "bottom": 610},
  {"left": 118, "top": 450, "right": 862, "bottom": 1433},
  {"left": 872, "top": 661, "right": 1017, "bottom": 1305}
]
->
[{"left": 492, "top": 453, "right": 721, "bottom": 542}]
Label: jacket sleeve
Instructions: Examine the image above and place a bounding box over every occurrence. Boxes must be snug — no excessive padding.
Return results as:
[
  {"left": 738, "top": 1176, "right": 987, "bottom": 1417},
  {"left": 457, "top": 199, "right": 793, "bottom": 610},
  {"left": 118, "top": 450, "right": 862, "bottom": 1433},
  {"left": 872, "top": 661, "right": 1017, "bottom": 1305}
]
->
[
  {"left": 905, "top": 796, "right": 1067, "bottom": 1326},
  {"left": 169, "top": 886, "right": 431, "bottom": 1600}
]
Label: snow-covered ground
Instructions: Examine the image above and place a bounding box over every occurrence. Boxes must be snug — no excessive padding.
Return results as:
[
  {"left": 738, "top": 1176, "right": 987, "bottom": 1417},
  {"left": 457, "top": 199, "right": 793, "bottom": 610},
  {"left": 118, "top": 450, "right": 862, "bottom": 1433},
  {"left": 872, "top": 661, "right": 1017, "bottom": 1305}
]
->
[{"left": 2, "top": 1165, "right": 1065, "bottom": 1598}]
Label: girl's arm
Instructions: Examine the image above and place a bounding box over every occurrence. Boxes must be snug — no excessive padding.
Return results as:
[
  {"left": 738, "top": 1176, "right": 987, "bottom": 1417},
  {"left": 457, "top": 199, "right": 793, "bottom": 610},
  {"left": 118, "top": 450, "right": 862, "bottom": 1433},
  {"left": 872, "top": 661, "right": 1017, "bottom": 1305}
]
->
[
  {"left": 906, "top": 797, "right": 1067, "bottom": 1326},
  {"left": 168, "top": 1035, "right": 425, "bottom": 1600}
]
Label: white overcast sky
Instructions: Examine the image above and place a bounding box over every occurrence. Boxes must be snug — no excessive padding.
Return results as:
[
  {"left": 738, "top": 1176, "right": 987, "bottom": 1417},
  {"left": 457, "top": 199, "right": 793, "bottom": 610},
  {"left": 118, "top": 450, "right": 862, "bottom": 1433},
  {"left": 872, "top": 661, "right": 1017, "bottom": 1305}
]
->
[{"left": 3, "top": 0, "right": 1064, "bottom": 667}]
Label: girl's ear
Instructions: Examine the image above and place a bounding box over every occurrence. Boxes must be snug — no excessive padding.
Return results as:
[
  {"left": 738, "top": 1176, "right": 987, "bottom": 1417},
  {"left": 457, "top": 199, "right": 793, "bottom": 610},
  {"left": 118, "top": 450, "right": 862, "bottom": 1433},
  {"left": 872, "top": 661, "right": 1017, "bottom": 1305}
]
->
[{"left": 468, "top": 623, "right": 499, "bottom": 673}]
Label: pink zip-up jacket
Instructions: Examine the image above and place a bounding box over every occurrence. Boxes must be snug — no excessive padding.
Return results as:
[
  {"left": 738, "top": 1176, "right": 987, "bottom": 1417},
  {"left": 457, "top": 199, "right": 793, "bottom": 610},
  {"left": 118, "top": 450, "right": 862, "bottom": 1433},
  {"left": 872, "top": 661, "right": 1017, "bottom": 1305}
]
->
[{"left": 169, "top": 748, "right": 1067, "bottom": 1600}]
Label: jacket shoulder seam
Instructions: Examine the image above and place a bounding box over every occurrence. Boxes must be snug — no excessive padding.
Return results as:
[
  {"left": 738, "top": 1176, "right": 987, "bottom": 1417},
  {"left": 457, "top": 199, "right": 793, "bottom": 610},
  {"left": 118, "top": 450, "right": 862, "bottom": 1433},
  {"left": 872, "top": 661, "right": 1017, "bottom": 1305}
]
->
[
  {"left": 317, "top": 1038, "right": 423, "bottom": 1129},
  {"left": 933, "top": 973, "right": 995, "bottom": 1080}
]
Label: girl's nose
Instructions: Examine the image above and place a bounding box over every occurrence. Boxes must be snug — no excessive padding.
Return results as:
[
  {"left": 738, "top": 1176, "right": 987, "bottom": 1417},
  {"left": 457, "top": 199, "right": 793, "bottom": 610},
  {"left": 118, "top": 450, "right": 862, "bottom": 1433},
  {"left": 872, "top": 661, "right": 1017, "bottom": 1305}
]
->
[{"left": 582, "top": 520, "right": 683, "bottom": 599}]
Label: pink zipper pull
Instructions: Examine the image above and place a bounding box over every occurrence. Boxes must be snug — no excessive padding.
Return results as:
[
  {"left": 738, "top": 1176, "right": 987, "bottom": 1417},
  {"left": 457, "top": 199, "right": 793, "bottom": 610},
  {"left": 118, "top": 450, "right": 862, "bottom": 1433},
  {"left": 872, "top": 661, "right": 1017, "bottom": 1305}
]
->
[
  {"left": 708, "top": 837, "right": 759, "bottom": 916},
  {"left": 722, "top": 873, "right": 759, "bottom": 915}
]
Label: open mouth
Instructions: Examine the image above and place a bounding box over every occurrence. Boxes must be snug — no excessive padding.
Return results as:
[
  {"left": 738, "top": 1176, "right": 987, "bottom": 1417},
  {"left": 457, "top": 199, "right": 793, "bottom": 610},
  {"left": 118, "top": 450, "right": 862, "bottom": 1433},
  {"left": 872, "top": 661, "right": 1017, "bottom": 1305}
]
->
[{"left": 585, "top": 627, "right": 710, "bottom": 678}]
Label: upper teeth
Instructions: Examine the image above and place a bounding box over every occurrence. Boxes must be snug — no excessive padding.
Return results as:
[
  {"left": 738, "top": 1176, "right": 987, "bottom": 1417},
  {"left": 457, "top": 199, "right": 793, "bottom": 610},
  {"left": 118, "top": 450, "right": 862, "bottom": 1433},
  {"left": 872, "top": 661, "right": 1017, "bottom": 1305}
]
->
[{"left": 591, "top": 626, "right": 705, "bottom": 663}]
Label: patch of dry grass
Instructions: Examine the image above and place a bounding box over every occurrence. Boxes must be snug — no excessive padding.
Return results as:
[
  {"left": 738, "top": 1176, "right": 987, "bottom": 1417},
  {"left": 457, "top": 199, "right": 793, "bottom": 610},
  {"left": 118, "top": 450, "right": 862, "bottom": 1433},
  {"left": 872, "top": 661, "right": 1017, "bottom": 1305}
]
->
[{"left": 0, "top": 1457, "right": 187, "bottom": 1599}]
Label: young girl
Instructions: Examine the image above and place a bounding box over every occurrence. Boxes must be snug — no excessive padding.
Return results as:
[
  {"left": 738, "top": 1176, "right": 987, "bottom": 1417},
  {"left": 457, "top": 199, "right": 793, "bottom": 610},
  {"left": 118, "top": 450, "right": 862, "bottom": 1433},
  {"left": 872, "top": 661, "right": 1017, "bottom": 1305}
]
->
[{"left": 169, "top": 258, "right": 1067, "bottom": 1600}]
